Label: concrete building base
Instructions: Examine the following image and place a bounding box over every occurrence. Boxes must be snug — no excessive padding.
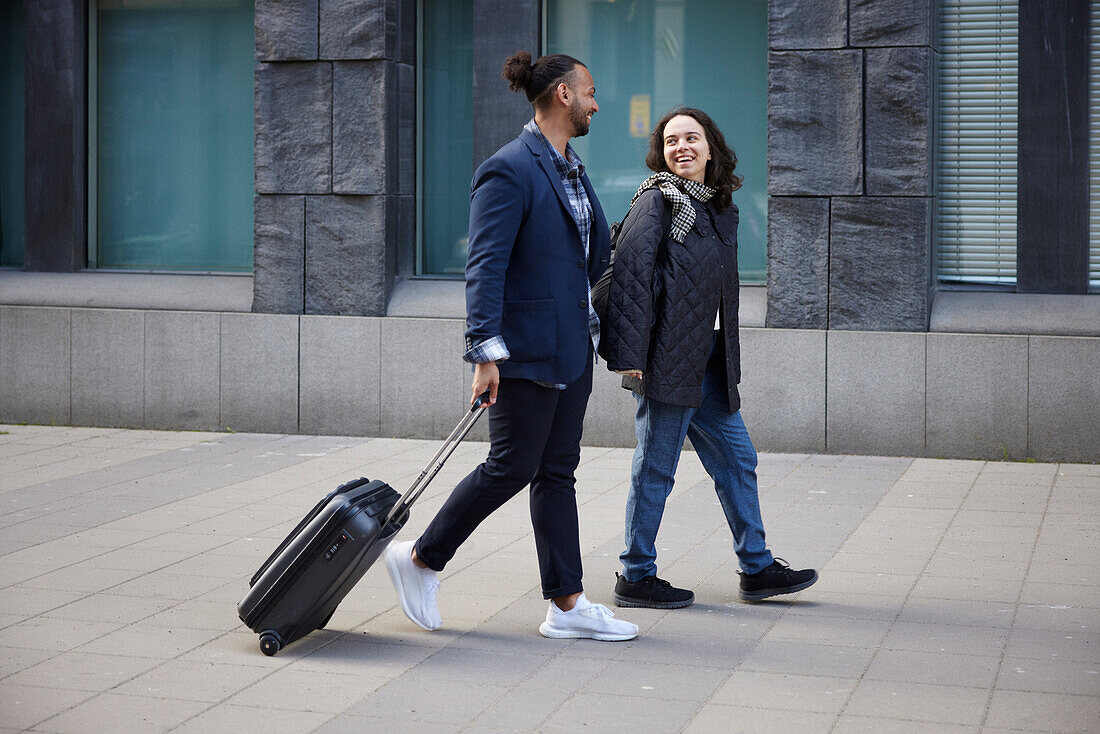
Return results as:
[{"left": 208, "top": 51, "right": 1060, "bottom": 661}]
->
[{"left": 1, "top": 306, "right": 1096, "bottom": 463}]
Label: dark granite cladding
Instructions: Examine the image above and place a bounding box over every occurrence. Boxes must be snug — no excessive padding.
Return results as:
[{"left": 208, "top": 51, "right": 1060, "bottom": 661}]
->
[
  {"left": 768, "top": 0, "right": 848, "bottom": 50},
  {"left": 472, "top": 0, "right": 541, "bottom": 168},
  {"left": 850, "top": 0, "right": 933, "bottom": 48},
  {"left": 865, "top": 47, "right": 932, "bottom": 196},
  {"left": 320, "top": 0, "right": 387, "bottom": 60},
  {"left": 766, "top": 197, "right": 831, "bottom": 329},
  {"left": 1016, "top": 0, "right": 1090, "bottom": 294},
  {"left": 24, "top": 0, "right": 86, "bottom": 271},
  {"left": 398, "top": 62, "right": 416, "bottom": 196},
  {"left": 829, "top": 197, "right": 932, "bottom": 331},
  {"left": 254, "top": 0, "right": 415, "bottom": 313},
  {"left": 255, "top": 0, "right": 318, "bottom": 61},
  {"left": 255, "top": 63, "right": 332, "bottom": 195},
  {"left": 304, "top": 195, "right": 388, "bottom": 316},
  {"left": 253, "top": 195, "right": 306, "bottom": 314},
  {"left": 395, "top": 195, "right": 416, "bottom": 277},
  {"left": 398, "top": 0, "right": 416, "bottom": 65},
  {"left": 768, "top": 50, "right": 863, "bottom": 196},
  {"left": 333, "top": 61, "right": 388, "bottom": 195}
]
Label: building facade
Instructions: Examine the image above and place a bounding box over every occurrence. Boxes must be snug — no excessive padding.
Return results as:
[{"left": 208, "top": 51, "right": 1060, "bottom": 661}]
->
[{"left": 1, "top": 0, "right": 1098, "bottom": 461}]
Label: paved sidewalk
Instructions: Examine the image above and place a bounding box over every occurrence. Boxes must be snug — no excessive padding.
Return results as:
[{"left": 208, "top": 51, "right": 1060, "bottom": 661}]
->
[{"left": 0, "top": 424, "right": 1096, "bottom": 733}]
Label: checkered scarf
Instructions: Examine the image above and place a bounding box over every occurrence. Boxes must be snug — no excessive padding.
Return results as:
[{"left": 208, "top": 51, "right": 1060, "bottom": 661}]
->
[{"left": 629, "top": 172, "right": 717, "bottom": 243}]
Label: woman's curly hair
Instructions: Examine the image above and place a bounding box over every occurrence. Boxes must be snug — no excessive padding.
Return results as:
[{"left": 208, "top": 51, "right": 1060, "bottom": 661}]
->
[{"left": 645, "top": 106, "right": 742, "bottom": 212}]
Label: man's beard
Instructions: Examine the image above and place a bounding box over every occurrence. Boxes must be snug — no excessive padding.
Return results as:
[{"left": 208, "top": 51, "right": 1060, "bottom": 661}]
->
[{"left": 569, "top": 98, "right": 590, "bottom": 137}]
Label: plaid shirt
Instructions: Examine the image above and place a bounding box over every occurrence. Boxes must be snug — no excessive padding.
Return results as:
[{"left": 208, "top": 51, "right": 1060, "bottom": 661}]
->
[{"left": 463, "top": 120, "right": 601, "bottom": 388}]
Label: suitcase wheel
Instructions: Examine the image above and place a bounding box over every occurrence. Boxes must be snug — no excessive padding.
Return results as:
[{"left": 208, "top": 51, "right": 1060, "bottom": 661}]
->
[{"left": 259, "top": 631, "right": 282, "bottom": 656}]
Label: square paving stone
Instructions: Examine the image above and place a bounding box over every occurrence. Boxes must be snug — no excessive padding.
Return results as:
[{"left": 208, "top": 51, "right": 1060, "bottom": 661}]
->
[
  {"left": 542, "top": 692, "right": 698, "bottom": 734},
  {"left": 843, "top": 679, "right": 988, "bottom": 726},
  {"left": 0, "top": 684, "right": 95, "bottom": 730},
  {"left": 863, "top": 648, "right": 1001, "bottom": 688},
  {"left": 226, "top": 668, "right": 384, "bottom": 712},
  {"left": 112, "top": 659, "right": 271, "bottom": 702},
  {"left": 739, "top": 640, "right": 875, "bottom": 678},
  {"left": 984, "top": 689, "right": 1100, "bottom": 732},
  {"left": 4, "top": 651, "right": 160, "bottom": 692},
  {"left": 683, "top": 704, "right": 835, "bottom": 734},
  {"left": 710, "top": 671, "right": 856, "bottom": 714},
  {"left": 581, "top": 660, "right": 728, "bottom": 702},
  {"left": 172, "top": 704, "right": 332, "bottom": 734}
]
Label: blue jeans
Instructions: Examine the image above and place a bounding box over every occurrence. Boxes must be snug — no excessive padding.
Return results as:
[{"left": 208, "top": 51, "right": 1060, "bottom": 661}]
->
[{"left": 620, "top": 339, "right": 773, "bottom": 581}]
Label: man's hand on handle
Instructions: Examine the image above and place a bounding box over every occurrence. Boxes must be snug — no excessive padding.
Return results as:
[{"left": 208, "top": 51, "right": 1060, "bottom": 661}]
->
[{"left": 472, "top": 362, "right": 500, "bottom": 406}]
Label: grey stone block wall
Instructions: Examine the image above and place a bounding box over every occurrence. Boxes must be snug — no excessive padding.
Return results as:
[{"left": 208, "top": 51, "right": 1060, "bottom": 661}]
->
[
  {"left": 826, "top": 330, "right": 926, "bottom": 456},
  {"left": 71, "top": 309, "right": 144, "bottom": 428},
  {"left": 144, "top": 312, "right": 221, "bottom": 430},
  {"left": 926, "top": 334, "right": 1028, "bottom": 460},
  {"left": 2, "top": 308, "right": 1098, "bottom": 462},
  {"left": 253, "top": 0, "right": 415, "bottom": 317},
  {"left": 829, "top": 197, "right": 932, "bottom": 331},
  {"left": 0, "top": 307, "right": 71, "bottom": 425},
  {"left": 767, "top": 0, "right": 934, "bottom": 332}
]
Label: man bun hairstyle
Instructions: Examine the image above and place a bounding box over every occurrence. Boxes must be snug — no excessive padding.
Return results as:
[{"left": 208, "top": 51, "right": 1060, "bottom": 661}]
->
[{"left": 502, "top": 51, "right": 586, "bottom": 108}]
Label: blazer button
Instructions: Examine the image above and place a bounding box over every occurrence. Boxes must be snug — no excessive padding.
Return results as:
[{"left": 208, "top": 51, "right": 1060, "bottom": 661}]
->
[
  {"left": 579, "top": 299, "right": 588, "bottom": 309},
  {"left": 577, "top": 258, "right": 586, "bottom": 268}
]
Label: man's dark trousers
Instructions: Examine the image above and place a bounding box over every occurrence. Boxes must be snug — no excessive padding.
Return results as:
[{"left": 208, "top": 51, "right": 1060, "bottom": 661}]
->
[{"left": 414, "top": 355, "right": 593, "bottom": 600}]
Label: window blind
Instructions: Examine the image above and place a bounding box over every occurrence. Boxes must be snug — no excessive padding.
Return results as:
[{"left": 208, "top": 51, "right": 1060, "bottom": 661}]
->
[
  {"left": 937, "top": 0, "right": 1019, "bottom": 285},
  {"left": 1090, "top": 2, "right": 1100, "bottom": 290}
]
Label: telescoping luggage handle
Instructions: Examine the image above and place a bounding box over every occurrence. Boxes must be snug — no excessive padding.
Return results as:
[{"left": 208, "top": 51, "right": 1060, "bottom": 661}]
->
[{"left": 383, "top": 391, "right": 491, "bottom": 527}]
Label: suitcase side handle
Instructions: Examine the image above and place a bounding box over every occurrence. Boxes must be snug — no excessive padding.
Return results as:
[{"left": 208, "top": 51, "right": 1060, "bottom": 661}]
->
[
  {"left": 384, "top": 392, "right": 490, "bottom": 527},
  {"left": 249, "top": 476, "right": 374, "bottom": 586}
]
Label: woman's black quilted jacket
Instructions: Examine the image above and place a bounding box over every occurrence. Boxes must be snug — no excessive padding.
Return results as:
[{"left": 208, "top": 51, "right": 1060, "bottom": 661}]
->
[{"left": 598, "top": 187, "right": 742, "bottom": 412}]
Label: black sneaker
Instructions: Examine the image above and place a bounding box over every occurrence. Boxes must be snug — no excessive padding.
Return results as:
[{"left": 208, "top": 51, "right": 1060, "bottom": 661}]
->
[
  {"left": 739, "top": 559, "right": 818, "bottom": 602},
  {"left": 613, "top": 573, "right": 694, "bottom": 609}
]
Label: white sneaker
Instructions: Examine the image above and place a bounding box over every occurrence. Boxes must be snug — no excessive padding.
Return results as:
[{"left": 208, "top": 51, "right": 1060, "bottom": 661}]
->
[
  {"left": 538, "top": 593, "right": 638, "bottom": 641},
  {"left": 384, "top": 540, "right": 442, "bottom": 631}
]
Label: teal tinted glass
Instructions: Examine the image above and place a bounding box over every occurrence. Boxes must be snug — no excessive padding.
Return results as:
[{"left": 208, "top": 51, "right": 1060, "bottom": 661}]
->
[
  {"left": 419, "top": 0, "right": 473, "bottom": 276},
  {"left": 93, "top": 0, "right": 254, "bottom": 271},
  {"left": 1, "top": 0, "right": 25, "bottom": 267},
  {"left": 547, "top": 0, "right": 767, "bottom": 282}
]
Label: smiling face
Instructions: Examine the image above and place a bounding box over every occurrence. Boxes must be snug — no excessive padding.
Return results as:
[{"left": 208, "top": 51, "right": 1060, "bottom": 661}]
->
[
  {"left": 565, "top": 65, "right": 598, "bottom": 137},
  {"left": 662, "top": 114, "right": 711, "bottom": 183}
]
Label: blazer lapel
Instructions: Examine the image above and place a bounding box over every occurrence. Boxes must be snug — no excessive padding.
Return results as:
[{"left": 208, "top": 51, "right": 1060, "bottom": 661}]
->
[{"left": 521, "top": 129, "right": 575, "bottom": 221}]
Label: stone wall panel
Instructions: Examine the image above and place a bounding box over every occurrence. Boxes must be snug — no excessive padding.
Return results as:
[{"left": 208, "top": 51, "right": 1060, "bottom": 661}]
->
[
  {"left": 333, "top": 61, "right": 388, "bottom": 195},
  {"left": 829, "top": 197, "right": 932, "bottom": 331},
  {"left": 866, "top": 47, "right": 932, "bottom": 195},
  {"left": 253, "top": 195, "right": 305, "bottom": 314},
  {"left": 255, "top": 62, "right": 332, "bottom": 194},
  {"left": 769, "top": 0, "right": 848, "bottom": 50},
  {"left": 256, "top": 0, "right": 318, "bottom": 60},
  {"left": 320, "top": 0, "right": 387, "bottom": 60},
  {"left": 768, "top": 50, "right": 863, "bottom": 196},
  {"left": 766, "top": 197, "right": 830, "bottom": 329},
  {"left": 305, "top": 195, "right": 387, "bottom": 316},
  {"left": 850, "top": 0, "right": 933, "bottom": 48}
]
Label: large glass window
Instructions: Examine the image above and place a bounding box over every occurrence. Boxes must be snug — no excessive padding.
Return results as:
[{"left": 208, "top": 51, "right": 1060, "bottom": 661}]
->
[
  {"left": 418, "top": 0, "right": 473, "bottom": 276},
  {"left": 937, "top": 0, "right": 1019, "bottom": 286},
  {"left": 546, "top": 0, "right": 768, "bottom": 283},
  {"left": 91, "top": 0, "right": 254, "bottom": 271},
  {"left": 1, "top": 0, "right": 25, "bottom": 267}
]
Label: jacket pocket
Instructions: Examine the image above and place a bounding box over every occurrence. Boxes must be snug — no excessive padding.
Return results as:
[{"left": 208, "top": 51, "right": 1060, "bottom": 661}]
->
[{"left": 501, "top": 298, "right": 557, "bottom": 362}]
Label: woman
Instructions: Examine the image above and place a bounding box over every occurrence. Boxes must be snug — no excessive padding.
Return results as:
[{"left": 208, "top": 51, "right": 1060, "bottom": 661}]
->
[{"left": 599, "top": 107, "right": 817, "bottom": 608}]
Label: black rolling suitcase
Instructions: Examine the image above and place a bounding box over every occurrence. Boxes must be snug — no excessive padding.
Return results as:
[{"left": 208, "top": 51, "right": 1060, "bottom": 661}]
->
[{"left": 237, "top": 395, "right": 489, "bottom": 656}]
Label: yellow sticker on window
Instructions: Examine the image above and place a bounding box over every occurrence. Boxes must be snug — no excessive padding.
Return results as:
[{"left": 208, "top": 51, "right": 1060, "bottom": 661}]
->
[{"left": 630, "top": 95, "right": 651, "bottom": 138}]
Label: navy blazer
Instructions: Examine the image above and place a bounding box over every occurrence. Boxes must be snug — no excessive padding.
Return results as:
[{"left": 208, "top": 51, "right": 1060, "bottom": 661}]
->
[{"left": 464, "top": 128, "right": 612, "bottom": 385}]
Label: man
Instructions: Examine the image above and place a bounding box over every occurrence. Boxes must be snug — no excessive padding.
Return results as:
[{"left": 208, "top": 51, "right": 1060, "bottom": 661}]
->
[{"left": 385, "top": 52, "right": 638, "bottom": 641}]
